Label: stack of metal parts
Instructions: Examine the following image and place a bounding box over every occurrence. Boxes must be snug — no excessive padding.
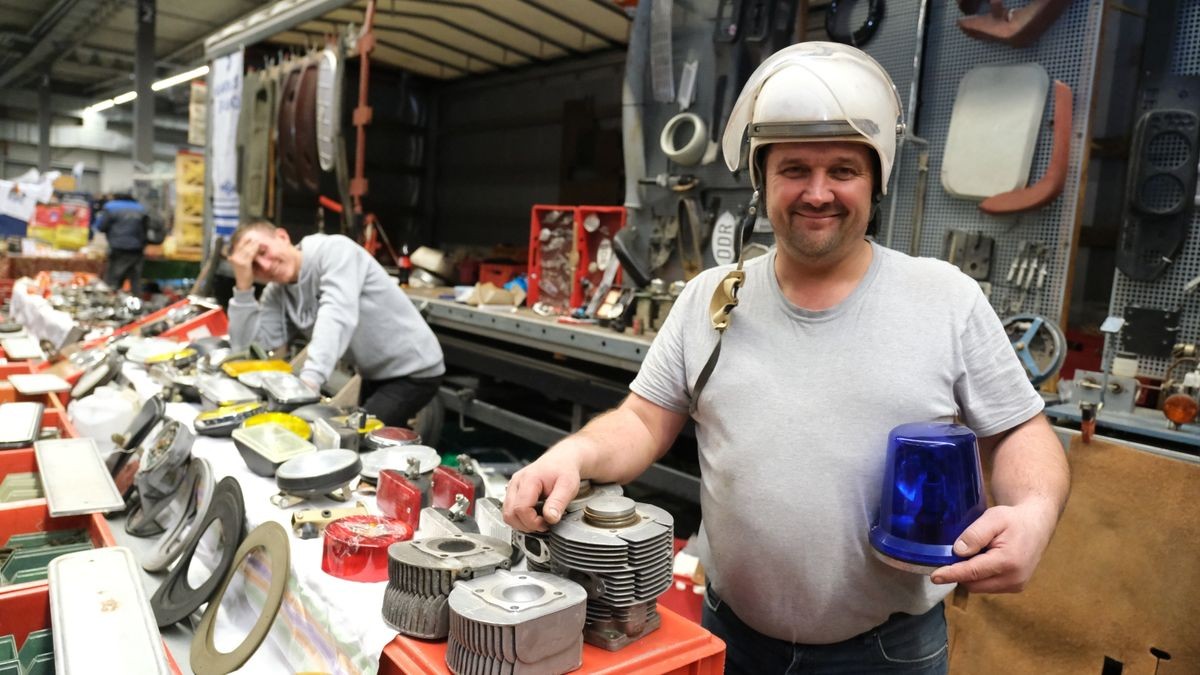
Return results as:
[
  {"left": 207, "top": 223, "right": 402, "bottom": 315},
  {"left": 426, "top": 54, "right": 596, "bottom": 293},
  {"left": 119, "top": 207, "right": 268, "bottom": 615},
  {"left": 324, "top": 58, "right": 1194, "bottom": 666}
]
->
[
  {"left": 126, "top": 420, "right": 194, "bottom": 537},
  {"left": 0, "top": 471, "right": 41, "bottom": 503},
  {"left": 533, "top": 210, "right": 576, "bottom": 313},
  {"left": 382, "top": 534, "right": 512, "bottom": 639},
  {"left": 141, "top": 458, "right": 215, "bottom": 573},
  {"left": 0, "top": 528, "right": 92, "bottom": 586},
  {"left": 46, "top": 283, "right": 150, "bottom": 330},
  {"left": 514, "top": 481, "right": 623, "bottom": 574},
  {"left": 548, "top": 495, "right": 674, "bottom": 650},
  {"left": 446, "top": 569, "right": 588, "bottom": 675},
  {"left": 0, "top": 626, "right": 52, "bottom": 673}
]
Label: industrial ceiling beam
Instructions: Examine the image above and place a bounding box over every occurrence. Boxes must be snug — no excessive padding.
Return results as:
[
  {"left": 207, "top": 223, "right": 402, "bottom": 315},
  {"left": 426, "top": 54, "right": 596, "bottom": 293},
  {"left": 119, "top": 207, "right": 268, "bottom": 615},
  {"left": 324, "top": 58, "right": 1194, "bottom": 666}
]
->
[
  {"left": 516, "top": 0, "right": 620, "bottom": 48},
  {"left": 335, "top": 7, "right": 544, "bottom": 63},
  {"left": 204, "top": 0, "right": 359, "bottom": 59},
  {"left": 404, "top": 0, "right": 582, "bottom": 56},
  {"left": 0, "top": 0, "right": 125, "bottom": 90},
  {"left": 303, "top": 17, "right": 511, "bottom": 70}
]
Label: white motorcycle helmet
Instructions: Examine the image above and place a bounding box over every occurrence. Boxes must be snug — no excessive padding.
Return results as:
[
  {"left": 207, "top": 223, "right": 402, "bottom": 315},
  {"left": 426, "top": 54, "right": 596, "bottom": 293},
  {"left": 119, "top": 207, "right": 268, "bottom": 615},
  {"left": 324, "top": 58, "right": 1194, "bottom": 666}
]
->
[{"left": 721, "top": 42, "right": 905, "bottom": 195}]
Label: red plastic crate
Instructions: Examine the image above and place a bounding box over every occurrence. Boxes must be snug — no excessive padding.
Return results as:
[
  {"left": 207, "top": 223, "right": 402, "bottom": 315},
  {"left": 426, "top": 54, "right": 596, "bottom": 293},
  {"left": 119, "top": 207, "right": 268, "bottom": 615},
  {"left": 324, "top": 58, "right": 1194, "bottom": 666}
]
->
[
  {"left": 658, "top": 539, "right": 703, "bottom": 625},
  {"left": 573, "top": 206, "right": 626, "bottom": 308},
  {"left": 0, "top": 584, "right": 184, "bottom": 673},
  {"left": 527, "top": 204, "right": 578, "bottom": 309},
  {"left": 0, "top": 362, "right": 35, "bottom": 378},
  {"left": 0, "top": 448, "right": 37, "bottom": 508},
  {"left": 0, "top": 583, "right": 49, "bottom": 649},
  {"left": 478, "top": 263, "right": 525, "bottom": 287},
  {"left": 40, "top": 408, "right": 77, "bottom": 439},
  {"left": 0, "top": 410, "right": 82, "bottom": 508},
  {"left": 0, "top": 380, "right": 65, "bottom": 412},
  {"left": 160, "top": 306, "right": 228, "bottom": 342},
  {"left": 0, "top": 501, "right": 116, "bottom": 597},
  {"left": 30, "top": 360, "right": 84, "bottom": 408},
  {"left": 379, "top": 604, "right": 725, "bottom": 675},
  {"left": 527, "top": 205, "right": 626, "bottom": 311}
]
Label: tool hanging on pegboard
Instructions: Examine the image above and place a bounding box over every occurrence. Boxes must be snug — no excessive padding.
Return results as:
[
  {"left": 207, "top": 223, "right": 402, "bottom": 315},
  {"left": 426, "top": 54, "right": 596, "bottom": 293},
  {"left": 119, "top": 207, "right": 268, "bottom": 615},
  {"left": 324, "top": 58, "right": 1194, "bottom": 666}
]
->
[
  {"left": 1005, "top": 240, "right": 1049, "bottom": 314},
  {"left": 1116, "top": 0, "right": 1200, "bottom": 282},
  {"left": 1003, "top": 314, "right": 1066, "bottom": 386},
  {"left": 942, "top": 230, "right": 993, "bottom": 281}
]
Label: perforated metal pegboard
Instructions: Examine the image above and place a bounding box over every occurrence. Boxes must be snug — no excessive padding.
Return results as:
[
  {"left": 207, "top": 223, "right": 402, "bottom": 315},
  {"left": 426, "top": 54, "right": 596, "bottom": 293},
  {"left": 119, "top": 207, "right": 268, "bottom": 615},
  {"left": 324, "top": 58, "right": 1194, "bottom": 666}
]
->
[
  {"left": 1105, "top": 1, "right": 1200, "bottom": 379},
  {"left": 630, "top": 0, "right": 1103, "bottom": 327},
  {"left": 878, "top": 0, "right": 1104, "bottom": 327}
]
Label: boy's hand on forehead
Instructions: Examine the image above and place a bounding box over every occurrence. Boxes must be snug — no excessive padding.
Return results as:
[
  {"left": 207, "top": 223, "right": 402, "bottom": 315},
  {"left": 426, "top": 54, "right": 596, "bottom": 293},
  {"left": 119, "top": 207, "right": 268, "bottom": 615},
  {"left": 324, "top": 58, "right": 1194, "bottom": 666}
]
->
[{"left": 230, "top": 230, "right": 267, "bottom": 289}]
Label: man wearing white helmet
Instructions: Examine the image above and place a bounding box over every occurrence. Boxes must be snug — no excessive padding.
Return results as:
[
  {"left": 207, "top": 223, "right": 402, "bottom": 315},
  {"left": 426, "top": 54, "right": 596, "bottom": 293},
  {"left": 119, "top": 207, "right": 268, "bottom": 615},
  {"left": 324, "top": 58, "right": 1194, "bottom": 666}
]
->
[{"left": 504, "top": 43, "right": 1067, "bottom": 673}]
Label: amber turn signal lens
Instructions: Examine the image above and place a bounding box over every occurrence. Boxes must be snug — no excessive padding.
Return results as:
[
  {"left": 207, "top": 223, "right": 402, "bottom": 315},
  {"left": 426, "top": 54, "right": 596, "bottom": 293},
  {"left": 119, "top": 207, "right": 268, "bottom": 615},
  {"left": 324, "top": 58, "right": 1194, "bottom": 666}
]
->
[{"left": 1163, "top": 393, "right": 1198, "bottom": 426}]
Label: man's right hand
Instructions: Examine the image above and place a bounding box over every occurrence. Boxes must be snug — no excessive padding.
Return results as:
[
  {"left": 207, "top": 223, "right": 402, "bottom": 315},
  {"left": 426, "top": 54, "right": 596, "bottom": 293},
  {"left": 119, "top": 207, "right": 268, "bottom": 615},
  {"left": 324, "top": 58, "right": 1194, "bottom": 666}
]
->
[
  {"left": 228, "top": 232, "right": 262, "bottom": 291},
  {"left": 503, "top": 451, "right": 584, "bottom": 532}
]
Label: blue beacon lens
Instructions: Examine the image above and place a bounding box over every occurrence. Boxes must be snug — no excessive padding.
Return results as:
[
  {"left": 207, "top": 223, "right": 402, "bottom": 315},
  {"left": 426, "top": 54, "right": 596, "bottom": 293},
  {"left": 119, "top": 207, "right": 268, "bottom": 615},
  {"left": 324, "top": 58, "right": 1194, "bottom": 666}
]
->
[{"left": 868, "top": 422, "right": 986, "bottom": 574}]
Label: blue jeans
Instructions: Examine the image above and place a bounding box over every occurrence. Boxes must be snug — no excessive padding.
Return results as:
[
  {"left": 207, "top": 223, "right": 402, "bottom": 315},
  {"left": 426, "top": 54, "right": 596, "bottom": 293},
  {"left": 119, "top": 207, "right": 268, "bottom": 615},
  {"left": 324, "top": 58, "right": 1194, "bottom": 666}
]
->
[{"left": 702, "top": 585, "right": 949, "bottom": 674}]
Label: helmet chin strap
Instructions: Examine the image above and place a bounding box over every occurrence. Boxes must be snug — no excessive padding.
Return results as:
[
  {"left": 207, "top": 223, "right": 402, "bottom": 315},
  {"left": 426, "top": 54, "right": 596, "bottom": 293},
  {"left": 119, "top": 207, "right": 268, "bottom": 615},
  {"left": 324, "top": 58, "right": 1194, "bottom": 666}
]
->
[{"left": 688, "top": 190, "right": 761, "bottom": 415}]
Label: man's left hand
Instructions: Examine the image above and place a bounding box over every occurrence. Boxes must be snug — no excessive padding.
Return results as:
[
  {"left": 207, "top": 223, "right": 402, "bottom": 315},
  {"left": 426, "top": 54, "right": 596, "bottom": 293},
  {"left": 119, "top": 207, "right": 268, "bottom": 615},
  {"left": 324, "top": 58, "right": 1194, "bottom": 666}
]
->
[{"left": 929, "top": 500, "right": 1058, "bottom": 593}]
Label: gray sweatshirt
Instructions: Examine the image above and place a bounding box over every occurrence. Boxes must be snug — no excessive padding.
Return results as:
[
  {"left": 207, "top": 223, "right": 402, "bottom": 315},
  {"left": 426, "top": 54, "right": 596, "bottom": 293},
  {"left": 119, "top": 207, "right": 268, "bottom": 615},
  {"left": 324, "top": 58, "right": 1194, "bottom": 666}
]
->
[{"left": 227, "top": 234, "right": 444, "bottom": 387}]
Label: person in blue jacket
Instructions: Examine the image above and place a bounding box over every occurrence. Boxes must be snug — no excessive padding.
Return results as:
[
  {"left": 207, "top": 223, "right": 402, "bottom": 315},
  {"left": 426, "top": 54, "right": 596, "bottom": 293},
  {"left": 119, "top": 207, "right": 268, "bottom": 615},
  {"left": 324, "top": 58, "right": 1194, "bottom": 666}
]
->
[{"left": 94, "top": 193, "right": 148, "bottom": 295}]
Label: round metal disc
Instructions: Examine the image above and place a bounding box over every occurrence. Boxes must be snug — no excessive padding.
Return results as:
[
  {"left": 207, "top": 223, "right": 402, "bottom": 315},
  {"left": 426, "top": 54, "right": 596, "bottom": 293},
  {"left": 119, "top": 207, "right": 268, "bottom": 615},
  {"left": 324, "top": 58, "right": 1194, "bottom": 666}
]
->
[
  {"left": 365, "top": 426, "right": 421, "bottom": 448},
  {"left": 191, "top": 522, "right": 291, "bottom": 675},
  {"left": 143, "top": 458, "right": 215, "bottom": 572},
  {"left": 360, "top": 445, "right": 440, "bottom": 481},
  {"left": 275, "top": 449, "right": 362, "bottom": 495},
  {"left": 150, "top": 477, "right": 246, "bottom": 628},
  {"left": 1003, "top": 313, "right": 1067, "bottom": 386},
  {"left": 290, "top": 403, "right": 343, "bottom": 423}
]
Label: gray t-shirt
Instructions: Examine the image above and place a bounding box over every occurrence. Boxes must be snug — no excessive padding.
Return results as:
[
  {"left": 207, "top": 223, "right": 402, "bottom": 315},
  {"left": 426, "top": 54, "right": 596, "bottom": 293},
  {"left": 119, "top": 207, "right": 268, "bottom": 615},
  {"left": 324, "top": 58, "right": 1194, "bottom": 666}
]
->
[
  {"left": 228, "top": 234, "right": 445, "bottom": 386},
  {"left": 630, "top": 242, "right": 1042, "bottom": 644}
]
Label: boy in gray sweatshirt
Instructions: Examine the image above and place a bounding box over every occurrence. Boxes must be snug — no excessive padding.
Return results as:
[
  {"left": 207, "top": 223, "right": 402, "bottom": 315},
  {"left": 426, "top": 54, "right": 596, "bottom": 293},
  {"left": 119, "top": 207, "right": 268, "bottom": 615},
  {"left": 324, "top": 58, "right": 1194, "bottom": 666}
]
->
[{"left": 226, "top": 221, "right": 445, "bottom": 427}]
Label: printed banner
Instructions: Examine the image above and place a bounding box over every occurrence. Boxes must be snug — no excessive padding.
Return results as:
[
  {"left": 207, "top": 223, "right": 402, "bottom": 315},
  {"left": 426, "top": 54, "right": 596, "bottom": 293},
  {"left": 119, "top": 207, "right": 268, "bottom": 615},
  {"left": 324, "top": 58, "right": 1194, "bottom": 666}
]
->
[{"left": 209, "top": 50, "right": 243, "bottom": 238}]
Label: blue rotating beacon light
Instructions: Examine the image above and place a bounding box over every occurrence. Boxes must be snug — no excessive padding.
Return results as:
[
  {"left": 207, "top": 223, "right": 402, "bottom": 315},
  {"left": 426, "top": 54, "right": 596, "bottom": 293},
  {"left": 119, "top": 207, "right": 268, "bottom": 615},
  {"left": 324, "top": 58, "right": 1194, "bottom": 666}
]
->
[{"left": 869, "top": 422, "right": 986, "bottom": 574}]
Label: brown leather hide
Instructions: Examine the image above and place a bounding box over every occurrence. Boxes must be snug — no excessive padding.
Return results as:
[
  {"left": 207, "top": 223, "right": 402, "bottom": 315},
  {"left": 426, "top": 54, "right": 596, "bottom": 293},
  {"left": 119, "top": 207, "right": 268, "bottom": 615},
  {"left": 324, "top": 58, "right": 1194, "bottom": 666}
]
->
[{"left": 947, "top": 436, "right": 1200, "bottom": 674}]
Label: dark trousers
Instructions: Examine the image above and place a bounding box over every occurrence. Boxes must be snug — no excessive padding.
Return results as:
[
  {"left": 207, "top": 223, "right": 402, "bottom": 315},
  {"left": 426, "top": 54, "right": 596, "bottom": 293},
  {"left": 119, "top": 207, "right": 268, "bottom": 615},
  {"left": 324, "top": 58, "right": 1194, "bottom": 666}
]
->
[
  {"left": 702, "top": 586, "right": 949, "bottom": 674},
  {"left": 105, "top": 249, "right": 144, "bottom": 295},
  {"left": 359, "top": 374, "right": 442, "bottom": 428}
]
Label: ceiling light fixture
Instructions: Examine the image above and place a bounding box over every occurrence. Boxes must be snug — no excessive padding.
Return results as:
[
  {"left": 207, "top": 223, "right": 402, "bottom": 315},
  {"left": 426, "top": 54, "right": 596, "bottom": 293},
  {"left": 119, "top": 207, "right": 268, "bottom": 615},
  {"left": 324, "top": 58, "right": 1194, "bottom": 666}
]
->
[
  {"left": 152, "top": 65, "right": 209, "bottom": 92},
  {"left": 82, "top": 64, "right": 209, "bottom": 113}
]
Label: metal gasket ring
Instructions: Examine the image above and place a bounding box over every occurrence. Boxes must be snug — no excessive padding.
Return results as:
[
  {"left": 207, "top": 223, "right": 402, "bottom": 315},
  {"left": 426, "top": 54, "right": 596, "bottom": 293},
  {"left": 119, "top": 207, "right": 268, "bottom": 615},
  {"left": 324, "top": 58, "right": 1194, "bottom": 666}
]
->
[
  {"left": 143, "top": 458, "right": 216, "bottom": 572},
  {"left": 150, "top": 477, "right": 246, "bottom": 628},
  {"left": 126, "top": 479, "right": 192, "bottom": 539},
  {"left": 190, "top": 521, "right": 291, "bottom": 675}
]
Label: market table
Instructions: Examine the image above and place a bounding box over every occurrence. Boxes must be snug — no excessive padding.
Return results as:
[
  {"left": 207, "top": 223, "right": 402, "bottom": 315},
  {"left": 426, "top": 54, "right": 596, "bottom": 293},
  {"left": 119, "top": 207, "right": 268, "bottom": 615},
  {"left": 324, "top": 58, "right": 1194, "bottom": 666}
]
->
[
  {"left": 0, "top": 253, "right": 105, "bottom": 280},
  {"left": 103, "top": 362, "right": 723, "bottom": 674}
]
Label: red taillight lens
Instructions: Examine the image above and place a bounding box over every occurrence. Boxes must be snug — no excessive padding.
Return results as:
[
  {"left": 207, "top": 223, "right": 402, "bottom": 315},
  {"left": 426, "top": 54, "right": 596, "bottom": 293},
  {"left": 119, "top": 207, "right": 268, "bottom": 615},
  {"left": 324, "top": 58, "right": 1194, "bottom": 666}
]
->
[
  {"left": 431, "top": 465, "right": 475, "bottom": 515},
  {"left": 377, "top": 469, "right": 423, "bottom": 531},
  {"left": 321, "top": 515, "right": 413, "bottom": 582}
]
